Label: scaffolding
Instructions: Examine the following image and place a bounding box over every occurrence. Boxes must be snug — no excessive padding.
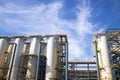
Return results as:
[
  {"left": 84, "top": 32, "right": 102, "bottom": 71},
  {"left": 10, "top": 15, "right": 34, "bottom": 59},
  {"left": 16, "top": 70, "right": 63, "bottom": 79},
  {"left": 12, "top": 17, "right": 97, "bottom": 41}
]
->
[
  {"left": 106, "top": 29, "right": 120, "bottom": 80},
  {"left": 56, "top": 35, "right": 68, "bottom": 80},
  {"left": 37, "top": 55, "right": 46, "bottom": 80},
  {"left": 68, "top": 61, "right": 97, "bottom": 80}
]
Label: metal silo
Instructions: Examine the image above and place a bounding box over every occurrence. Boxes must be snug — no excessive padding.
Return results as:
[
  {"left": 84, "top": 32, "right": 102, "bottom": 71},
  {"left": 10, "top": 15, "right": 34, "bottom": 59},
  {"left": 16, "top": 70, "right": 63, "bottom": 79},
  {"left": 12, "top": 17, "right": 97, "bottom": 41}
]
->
[
  {"left": 100, "top": 35, "right": 112, "bottom": 80},
  {"left": 26, "top": 37, "right": 40, "bottom": 79},
  {"left": 45, "top": 36, "right": 56, "bottom": 80},
  {"left": 95, "top": 33, "right": 112, "bottom": 80},
  {"left": 10, "top": 37, "right": 24, "bottom": 80}
]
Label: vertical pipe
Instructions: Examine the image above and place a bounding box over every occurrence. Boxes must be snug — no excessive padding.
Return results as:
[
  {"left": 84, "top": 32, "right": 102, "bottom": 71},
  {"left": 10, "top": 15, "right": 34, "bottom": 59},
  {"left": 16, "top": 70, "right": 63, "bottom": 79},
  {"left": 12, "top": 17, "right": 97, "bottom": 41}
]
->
[
  {"left": 92, "top": 41, "right": 100, "bottom": 80},
  {"left": 75, "top": 64, "right": 77, "bottom": 80},
  {"left": 8, "top": 43, "right": 17, "bottom": 80},
  {"left": 96, "top": 48, "right": 100, "bottom": 80},
  {"left": 65, "top": 43, "right": 68, "bottom": 80},
  {"left": 35, "top": 42, "right": 41, "bottom": 80},
  {"left": 87, "top": 64, "right": 89, "bottom": 80}
]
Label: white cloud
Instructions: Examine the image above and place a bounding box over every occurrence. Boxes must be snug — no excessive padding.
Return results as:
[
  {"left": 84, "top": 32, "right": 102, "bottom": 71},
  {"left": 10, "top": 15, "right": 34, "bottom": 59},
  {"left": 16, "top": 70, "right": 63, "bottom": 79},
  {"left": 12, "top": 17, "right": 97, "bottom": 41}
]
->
[{"left": 0, "top": 0, "right": 98, "bottom": 60}]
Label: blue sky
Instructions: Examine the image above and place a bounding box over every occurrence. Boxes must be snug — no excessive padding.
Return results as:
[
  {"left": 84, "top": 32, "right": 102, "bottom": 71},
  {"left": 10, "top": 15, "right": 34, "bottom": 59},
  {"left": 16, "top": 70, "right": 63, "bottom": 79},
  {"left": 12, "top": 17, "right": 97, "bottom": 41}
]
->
[{"left": 0, "top": 0, "right": 120, "bottom": 61}]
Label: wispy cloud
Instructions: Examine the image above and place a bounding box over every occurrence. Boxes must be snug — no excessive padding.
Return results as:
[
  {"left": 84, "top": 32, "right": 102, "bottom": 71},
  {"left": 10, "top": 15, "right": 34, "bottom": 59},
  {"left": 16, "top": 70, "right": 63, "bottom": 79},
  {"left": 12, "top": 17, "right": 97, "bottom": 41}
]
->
[{"left": 0, "top": 0, "right": 98, "bottom": 60}]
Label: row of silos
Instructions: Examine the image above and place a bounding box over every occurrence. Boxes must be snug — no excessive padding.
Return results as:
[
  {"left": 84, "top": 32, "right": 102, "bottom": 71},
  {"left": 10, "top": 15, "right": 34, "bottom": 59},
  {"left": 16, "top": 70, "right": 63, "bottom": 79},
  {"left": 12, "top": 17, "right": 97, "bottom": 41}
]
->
[
  {"left": 0, "top": 35, "right": 60, "bottom": 80},
  {"left": 92, "top": 33, "right": 112, "bottom": 80}
]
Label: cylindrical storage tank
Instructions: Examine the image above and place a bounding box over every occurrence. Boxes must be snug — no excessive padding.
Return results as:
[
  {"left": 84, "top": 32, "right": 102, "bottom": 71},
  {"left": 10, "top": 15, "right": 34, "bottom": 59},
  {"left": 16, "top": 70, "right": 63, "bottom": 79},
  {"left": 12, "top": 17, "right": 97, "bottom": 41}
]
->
[
  {"left": 46, "top": 37, "right": 56, "bottom": 67},
  {"left": 26, "top": 37, "right": 40, "bottom": 79},
  {"left": 0, "top": 37, "right": 9, "bottom": 77},
  {"left": 100, "top": 35, "right": 112, "bottom": 80},
  {"left": 0, "top": 37, "right": 9, "bottom": 60},
  {"left": 10, "top": 37, "right": 24, "bottom": 80},
  {"left": 45, "top": 37, "right": 56, "bottom": 80}
]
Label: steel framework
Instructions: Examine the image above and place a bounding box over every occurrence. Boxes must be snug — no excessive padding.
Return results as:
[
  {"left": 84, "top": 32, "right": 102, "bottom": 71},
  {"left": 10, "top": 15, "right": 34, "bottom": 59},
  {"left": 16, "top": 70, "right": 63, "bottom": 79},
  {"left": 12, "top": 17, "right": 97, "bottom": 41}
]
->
[
  {"left": 106, "top": 29, "right": 120, "bottom": 80},
  {"left": 0, "top": 35, "right": 68, "bottom": 80},
  {"left": 68, "top": 61, "right": 97, "bottom": 80},
  {"left": 56, "top": 35, "right": 68, "bottom": 80}
]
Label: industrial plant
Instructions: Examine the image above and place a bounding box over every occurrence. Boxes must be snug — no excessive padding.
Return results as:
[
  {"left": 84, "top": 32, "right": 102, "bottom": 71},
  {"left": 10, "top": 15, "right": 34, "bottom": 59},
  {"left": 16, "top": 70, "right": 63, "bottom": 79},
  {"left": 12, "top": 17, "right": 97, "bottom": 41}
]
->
[
  {"left": 0, "top": 35, "right": 68, "bottom": 80},
  {"left": 0, "top": 28, "right": 120, "bottom": 80},
  {"left": 92, "top": 29, "right": 120, "bottom": 80}
]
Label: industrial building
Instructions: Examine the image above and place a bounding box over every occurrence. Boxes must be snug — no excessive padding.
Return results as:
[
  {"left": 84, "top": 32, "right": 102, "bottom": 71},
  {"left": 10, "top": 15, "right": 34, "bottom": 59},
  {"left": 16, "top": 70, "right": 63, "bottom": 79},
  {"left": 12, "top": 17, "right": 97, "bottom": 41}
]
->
[
  {"left": 0, "top": 28, "right": 120, "bottom": 80},
  {"left": 92, "top": 29, "right": 120, "bottom": 80},
  {"left": 0, "top": 35, "right": 68, "bottom": 80}
]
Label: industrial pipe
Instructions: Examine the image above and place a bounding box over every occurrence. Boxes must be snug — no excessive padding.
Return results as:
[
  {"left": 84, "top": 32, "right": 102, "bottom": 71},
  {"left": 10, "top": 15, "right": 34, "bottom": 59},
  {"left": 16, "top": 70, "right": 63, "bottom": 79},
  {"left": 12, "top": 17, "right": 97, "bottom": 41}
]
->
[
  {"left": 65, "top": 43, "right": 68, "bottom": 80},
  {"left": 35, "top": 41, "right": 42, "bottom": 80},
  {"left": 7, "top": 43, "right": 17, "bottom": 80},
  {"left": 92, "top": 41, "right": 100, "bottom": 80}
]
